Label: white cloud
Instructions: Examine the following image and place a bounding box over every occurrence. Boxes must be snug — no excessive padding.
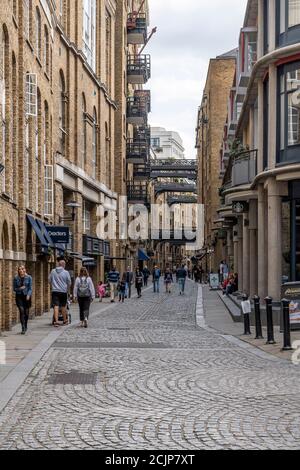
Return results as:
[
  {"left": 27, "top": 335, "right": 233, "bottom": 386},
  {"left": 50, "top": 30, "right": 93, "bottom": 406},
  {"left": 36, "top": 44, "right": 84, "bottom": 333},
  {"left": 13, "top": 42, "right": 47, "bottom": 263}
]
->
[{"left": 146, "top": 0, "right": 248, "bottom": 158}]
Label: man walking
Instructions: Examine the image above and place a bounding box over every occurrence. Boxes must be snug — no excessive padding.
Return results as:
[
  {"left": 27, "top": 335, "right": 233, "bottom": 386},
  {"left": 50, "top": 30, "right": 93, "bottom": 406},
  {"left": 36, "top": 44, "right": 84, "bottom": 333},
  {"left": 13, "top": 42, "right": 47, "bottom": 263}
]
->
[
  {"left": 152, "top": 265, "right": 161, "bottom": 293},
  {"left": 49, "top": 260, "right": 71, "bottom": 327},
  {"left": 125, "top": 266, "right": 134, "bottom": 299},
  {"left": 108, "top": 266, "right": 120, "bottom": 303},
  {"left": 177, "top": 264, "right": 187, "bottom": 296},
  {"left": 143, "top": 266, "right": 150, "bottom": 287}
]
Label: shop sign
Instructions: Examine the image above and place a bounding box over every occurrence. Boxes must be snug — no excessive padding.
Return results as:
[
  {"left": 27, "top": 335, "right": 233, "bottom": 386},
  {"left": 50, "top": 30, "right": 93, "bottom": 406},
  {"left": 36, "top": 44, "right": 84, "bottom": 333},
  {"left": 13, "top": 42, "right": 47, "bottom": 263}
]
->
[
  {"left": 46, "top": 226, "right": 70, "bottom": 244},
  {"left": 281, "top": 283, "right": 300, "bottom": 331},
  {"left": 209, "top": 273, "right": 219, "bottom": 290}
]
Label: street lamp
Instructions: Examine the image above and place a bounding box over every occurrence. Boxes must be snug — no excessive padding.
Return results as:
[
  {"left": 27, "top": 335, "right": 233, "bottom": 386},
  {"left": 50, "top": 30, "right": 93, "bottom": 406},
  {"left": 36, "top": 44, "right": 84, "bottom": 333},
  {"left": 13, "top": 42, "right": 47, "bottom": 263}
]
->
[{"left": 59, "top": 201, "right": 81, "bottom": 223}]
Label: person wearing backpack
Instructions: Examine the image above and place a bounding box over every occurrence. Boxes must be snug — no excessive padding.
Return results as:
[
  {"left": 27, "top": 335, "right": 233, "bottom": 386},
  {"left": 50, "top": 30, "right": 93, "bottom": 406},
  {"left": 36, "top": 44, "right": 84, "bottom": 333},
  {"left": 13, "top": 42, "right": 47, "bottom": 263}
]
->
[
  {"left": 164, "top": 269, "right": 173, "bottom": 294},
  {"left": 73, "top": 267, "right": 95, "bottom": 328},
  {"left": 152, "top": 266, "right": 161, "bottom": 293}
]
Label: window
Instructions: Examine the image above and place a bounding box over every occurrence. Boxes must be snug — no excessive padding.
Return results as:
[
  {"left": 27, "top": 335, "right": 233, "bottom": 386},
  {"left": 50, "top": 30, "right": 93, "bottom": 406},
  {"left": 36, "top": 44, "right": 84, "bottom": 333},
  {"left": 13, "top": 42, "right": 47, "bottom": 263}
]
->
[
  {"left": 44, "top": 165, "right": 53, "bottom": 216},
  {"left": 82, "top": 0, "right": 96, "bottom": 70},
  {"left": 43, "top": 101, "right": 49, "bottom": 163},
  {"left": 25, "top": 73, "right": 37, "bottom": 116},
  {"left": 92, "top": 108, "right": 97, "bottom": 178},
  {"left": 106, "top": 10, "right": 111, "bottom": 91},
  {"left": 83, "top": 201, "right": 91, "bottom": 234},
  {"left": 81, "top": 93, "right": 86, "bottom": 166},
  {"left": 23, "top": 0, "right": 31, "bottom": 39},
  {"left": 278, "top": 62, "right": 300, "bottom": 163},
  {"left": 1, "top": 27, "right": 8, "bottom": 195},
  {"left": 277, "top": 0, "right": 300, "bottom": 46},
  {"left": 264, "top": 0, "right": 269, "bottom": 54},
  {"left": 44, "top": 26, "right": 49, "bottom": 74},
  {"left": 25, "top": 118, "right": 30, "bottom": 207},
  {"left": 35, "top": 7, "right": 41, "bottom": 59},
  {"left": 59, "top": 71, "right": 66, "bottom": 154},
  {"left": 12, "top": 54, "right": 17, "bottom": 201},
  {"left": 35, "top": 89, "right": 41, "bottom": 212},
  {"left": 151, "top": 137, "right": 160, "bottom": 148},
  {"left": 13, "top": 0, "right": 18, "bottom": 19}
]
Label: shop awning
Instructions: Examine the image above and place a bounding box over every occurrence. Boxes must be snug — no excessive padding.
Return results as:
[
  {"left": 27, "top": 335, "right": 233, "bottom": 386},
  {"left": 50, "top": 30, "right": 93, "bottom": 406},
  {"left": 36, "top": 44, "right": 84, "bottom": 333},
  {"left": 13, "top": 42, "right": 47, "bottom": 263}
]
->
[
  {"left": 138, "top": 248, "right": 150, "bottom": 261},
  {"left": 27, "top": 215, "right": 49, "bottom": 247}
]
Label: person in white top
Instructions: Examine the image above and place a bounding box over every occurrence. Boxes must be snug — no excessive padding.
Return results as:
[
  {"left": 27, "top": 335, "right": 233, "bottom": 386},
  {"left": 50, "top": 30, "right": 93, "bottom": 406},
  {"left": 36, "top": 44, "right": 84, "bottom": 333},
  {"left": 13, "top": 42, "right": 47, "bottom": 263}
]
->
[{"left": 73, "top": 267, "right": 95, "bottom": 328}]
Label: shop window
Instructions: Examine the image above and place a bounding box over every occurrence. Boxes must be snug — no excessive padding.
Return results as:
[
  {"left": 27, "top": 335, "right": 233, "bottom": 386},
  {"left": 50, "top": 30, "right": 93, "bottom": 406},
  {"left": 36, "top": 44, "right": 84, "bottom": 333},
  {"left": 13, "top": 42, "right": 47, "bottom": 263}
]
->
[{"left": 277, "top": 0, "right": 300, "bottom": 46}]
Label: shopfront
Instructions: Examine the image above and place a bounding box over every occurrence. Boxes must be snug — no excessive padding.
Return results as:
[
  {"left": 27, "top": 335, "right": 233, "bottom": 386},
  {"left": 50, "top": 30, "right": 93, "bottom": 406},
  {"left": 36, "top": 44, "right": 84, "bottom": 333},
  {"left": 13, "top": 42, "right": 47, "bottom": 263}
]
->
[{"left": 282, "top": 181, "right": 300, "bottom": 282}]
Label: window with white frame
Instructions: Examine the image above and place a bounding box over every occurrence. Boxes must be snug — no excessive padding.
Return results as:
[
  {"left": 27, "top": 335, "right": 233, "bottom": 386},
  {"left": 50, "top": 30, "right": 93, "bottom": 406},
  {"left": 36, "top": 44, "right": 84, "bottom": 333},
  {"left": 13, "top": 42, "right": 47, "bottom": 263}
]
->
[
  {"left": 25, "top": 118, "right": 30, "bottom": 208},
  {"left": 25, "top": 73, "right": 37, "bottom": 116},
  {"left": 83, "top": 201, "right": 91, "bottom": 234},
  {"left": 82, "top": 0, "right": 96, "bottom": 70},
  {"left": 44, "top": 164, "right": 53, "bottom": 216}
]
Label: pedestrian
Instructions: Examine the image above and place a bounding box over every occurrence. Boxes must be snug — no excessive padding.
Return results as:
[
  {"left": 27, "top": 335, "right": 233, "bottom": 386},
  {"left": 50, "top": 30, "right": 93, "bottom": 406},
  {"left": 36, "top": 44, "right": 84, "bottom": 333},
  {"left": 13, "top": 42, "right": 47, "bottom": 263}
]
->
[
  {"left": 13, "top": 265, "right": 33, "bottom": 335},
  {"left": 223, "top": 261, "right": 229, "bottom": 281},
  {"left": 219, "top": 260, "right": 224, "bottom": 284},
  {"left": 193, "top": 266, "right": 199, "bottom": 283},
  {"left": 118, "top": 273, "right": 127, "bottom": 303},
  {"left": 97, "top": 281, "right": 107, "bottom": 302},
  {"left": 199, "top": 265, "right": 204, "bottom": 284},
  {"left": 152, "top": 265, "right": 161, "bottom": 293},
  {"left": 135, "top": 268, "right": 144, "bottom": 298},
  {"left": 143, "top": 265, "right": 150, "bottom": 287},
  {"left": 177, "top": 264, "right": 187, "bottom": 295},
  {"left": 164, "top": 269, "right": 173, "bottom": 294},
  {"left": 125, "top": 266, "right": 134, "bottom": 299},
  {"left": 108, "top": 266, "right": 120, "bottom": 303},
  {"left": 49, "top": 260, "right": 71, "bottom": 327},
  {"left": 73, "top": 267, "right": 95, "bottom": 328}
]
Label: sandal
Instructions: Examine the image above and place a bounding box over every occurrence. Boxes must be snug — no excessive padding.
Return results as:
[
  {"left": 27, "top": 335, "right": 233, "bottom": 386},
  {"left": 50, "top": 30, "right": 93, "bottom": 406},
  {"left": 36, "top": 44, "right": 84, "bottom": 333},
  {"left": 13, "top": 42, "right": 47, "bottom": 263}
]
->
[{"left": 53, "top": 322, "right": 60, "bottom": 328}]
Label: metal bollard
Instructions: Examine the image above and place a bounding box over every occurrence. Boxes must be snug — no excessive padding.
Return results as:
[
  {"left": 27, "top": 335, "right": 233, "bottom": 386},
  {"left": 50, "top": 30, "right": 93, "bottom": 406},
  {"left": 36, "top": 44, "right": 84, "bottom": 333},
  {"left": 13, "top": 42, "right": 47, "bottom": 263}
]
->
[
  {"left": 242, "top": 294, "right": 251, "bottom": 335},
  {"left": 253, "top": 296, "right": 264, "bottom": 339},
  {"left": 265, "top": 297, "right": 276, "bottom": 345},
  {"left": 281, "top": 299, "right": 293, "bottom": 351}
]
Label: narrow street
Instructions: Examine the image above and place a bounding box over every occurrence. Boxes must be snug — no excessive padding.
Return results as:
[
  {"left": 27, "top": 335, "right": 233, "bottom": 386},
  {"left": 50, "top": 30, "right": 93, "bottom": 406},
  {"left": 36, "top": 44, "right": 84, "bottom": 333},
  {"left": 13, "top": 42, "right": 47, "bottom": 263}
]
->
[{"left": 0, "top": 281, "right": 299, "bottom": 450}]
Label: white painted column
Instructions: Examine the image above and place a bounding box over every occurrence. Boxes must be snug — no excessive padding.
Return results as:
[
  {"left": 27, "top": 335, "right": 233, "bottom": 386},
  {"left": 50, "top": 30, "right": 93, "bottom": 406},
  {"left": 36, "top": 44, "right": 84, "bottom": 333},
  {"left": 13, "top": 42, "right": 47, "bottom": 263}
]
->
[
  {"left": 257, "top": 184, "right": 268, "bottom": 299},
  {"left": 242, "top": 213, "right": 250, "bottom": 295},
  {"left": 249, "top": 200, "right": 258, "bottom": 297},
  {"left": 267, "top": 178, "right": 282, "bottom": 300}
]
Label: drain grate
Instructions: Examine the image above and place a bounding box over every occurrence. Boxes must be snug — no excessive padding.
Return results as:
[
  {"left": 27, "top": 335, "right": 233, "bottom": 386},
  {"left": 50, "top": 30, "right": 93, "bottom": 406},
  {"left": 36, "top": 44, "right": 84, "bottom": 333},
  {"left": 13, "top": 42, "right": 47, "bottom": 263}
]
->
[
  {"left": 53, "top": 342, "right": 171, "bottom": 349},
  {"left": 48, "top": 371, "right": 98, "bottom": 385}
]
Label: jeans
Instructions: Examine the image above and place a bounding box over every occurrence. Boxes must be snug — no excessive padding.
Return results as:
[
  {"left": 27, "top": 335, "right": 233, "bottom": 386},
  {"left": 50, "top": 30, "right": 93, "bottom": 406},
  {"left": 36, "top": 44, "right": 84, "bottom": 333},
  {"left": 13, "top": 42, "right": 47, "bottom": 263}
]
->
[
  {"left": 153, "top": 279, "right": 160, "bottom": 293},
  {"left": 16, "top": 295, "right": 30, "bottom": 330},
  {"left": 125, "top": 283, "right": 132, "bottom": 299},
  {"left": 178, "top": 278, "right": 186, "bottom": 293}
]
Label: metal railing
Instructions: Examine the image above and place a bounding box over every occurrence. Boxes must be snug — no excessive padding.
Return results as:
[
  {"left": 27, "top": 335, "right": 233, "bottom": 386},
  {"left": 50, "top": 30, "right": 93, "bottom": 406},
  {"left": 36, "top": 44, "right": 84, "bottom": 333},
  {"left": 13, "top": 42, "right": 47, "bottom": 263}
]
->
[
  {"left": 127, "top": 54, "right": 151, "bottom": 83},
  {"left": 232, "top": 149, "right": 257, "bottom": 187},
  {"left": 126, "top": 139, "right": 149, "bottom": 161}
]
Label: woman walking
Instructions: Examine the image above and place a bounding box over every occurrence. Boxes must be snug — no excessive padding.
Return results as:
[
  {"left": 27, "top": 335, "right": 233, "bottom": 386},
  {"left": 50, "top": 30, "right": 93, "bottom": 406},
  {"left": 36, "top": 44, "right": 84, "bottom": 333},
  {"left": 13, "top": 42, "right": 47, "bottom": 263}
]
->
[
  {"left": 135, "top": 269, "right": 144, "bottom": 298},
  {"left": 73, "top": 267, "right": 95, "bottom": 328},
  {"left": 164, "top": 269, "right": 173, "bottom": 294},
  {"left": 13, "top": 266, "right": 33, "bottom": 335}
]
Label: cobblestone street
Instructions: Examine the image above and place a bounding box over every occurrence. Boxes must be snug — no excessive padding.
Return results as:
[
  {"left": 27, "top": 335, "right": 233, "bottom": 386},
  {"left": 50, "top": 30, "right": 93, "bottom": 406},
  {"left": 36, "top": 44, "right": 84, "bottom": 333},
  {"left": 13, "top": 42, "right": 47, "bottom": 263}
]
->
[{"left": 0, "top": 281, "right": 300, "bottom": 450}]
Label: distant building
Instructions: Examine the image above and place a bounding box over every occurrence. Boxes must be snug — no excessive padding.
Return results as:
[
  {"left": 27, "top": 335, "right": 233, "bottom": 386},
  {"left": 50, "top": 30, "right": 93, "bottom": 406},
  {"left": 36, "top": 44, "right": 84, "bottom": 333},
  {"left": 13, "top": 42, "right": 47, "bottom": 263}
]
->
[{"left": 151, "top": 127, "right": 185, "bottom": 159}]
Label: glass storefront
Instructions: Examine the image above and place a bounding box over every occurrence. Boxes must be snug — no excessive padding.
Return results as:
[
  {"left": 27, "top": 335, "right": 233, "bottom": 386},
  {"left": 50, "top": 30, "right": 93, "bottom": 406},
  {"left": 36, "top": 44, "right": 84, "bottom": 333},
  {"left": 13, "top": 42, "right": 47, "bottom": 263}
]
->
[
  {"left": 282, "top": 181, "right": 300, "bottom": 282},
  {"left": 277, "top": 0, "right": 300, "bottom": 46}
]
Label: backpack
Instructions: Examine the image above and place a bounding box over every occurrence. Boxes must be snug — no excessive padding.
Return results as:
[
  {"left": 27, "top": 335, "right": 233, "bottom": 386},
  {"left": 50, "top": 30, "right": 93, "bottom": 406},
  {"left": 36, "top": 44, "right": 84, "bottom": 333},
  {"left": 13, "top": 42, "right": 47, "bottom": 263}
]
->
[
  {"left": 77, "top": 277, "right": 91, "bottom": 298},
  {"left": 154, "top": 269, "right": 160, "bottom": 279}
]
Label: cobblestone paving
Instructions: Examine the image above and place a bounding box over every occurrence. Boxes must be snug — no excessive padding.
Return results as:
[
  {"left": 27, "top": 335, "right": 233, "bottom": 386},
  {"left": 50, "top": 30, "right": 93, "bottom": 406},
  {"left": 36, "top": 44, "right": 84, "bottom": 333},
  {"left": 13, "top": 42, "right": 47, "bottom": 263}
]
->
[{"left": 0, "top": 281, "right": 300, "bottom": 450}]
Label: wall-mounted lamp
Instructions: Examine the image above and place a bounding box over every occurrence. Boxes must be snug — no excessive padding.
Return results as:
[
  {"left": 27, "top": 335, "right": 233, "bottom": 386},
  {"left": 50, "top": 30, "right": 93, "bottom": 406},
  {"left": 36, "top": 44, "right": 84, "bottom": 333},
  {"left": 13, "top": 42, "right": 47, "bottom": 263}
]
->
[{"left": 59, "top": 201, "right": 81, "bottom": 223}]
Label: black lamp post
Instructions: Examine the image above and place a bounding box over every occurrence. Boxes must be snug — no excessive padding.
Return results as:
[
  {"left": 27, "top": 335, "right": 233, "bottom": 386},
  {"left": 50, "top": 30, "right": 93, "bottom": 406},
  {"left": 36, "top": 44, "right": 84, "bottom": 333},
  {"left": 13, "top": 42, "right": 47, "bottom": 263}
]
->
[{"left": 59, "top": 201, "right": 81, "bottom": 223}]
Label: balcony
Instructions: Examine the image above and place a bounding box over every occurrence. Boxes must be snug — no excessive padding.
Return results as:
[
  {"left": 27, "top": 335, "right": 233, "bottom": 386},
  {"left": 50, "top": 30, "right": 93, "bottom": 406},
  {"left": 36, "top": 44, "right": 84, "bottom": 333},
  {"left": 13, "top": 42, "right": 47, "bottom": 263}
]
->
[
  {"left": 155, "top": 182, "right": 197, "bottom": 197},
  {"left": 127, "top": 54, "right": 151, "bottom": 84},
  {"left": 167, "top": 195, "right": 198, "bottom": 206},
  {"left": 133, "top": 164, "right": 151, "bottom": 181},
  {"left": 134, "top": 125, "right": 151, "bottom": 144},
  {"left": 232, "top": 149, "right": 257, "bottom": 187},
  {"left": 126, "top": 138, "right": 149, "bottom": 164},
  {"left": 238, "top": 29, "right": 257, "bottom": 89},
  {"left": 127, "top": 13, "right": 147, "bottom": 45},
  {"left": 127, "top": 182, "right": 149, "bottom": 205},
  {"left": 127, "top": 90, "right": 151, "bottom": 126}
]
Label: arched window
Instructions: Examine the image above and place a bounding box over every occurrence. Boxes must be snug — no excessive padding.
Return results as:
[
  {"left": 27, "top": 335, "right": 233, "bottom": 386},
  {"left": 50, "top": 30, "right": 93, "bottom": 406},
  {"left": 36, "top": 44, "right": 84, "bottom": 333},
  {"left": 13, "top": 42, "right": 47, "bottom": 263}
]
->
[
  {"left": 13, "top": 0, "right": 18, "bottom": 19},
  {"left": 81, "top": 93, "right": 86, "bottom": 166},
  {"left": 35, "top": 89, "right": 41, "bottom": 212},
  {"left": 105, "top": 122, "right": 110, "bottom": 187},
  {"left": 12, "top": 53, "right": 17, "bottom": 202},
  {"left": 35, "top": 7, "right": 41, "bottom": 60},
  {"left": 44, "top": 25, "right": 49, "bottom": 74},
  {"left": 1, "top": 27, "right": 9, "bottom": 195},
  {"left": 92, "top": 107, "right": 97, "bottom": 178},
  {"left": 58, "top": 71, "right": 66, "bottom": 154},
  {"left": 25, "top": 115, "right": 30, "bottom": 208}
]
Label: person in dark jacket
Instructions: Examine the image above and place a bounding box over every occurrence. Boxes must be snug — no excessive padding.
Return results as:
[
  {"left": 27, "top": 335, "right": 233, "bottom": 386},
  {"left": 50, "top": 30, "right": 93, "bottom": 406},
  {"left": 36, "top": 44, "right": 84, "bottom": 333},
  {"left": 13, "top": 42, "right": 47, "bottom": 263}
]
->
[
  {"left": 118, "top": 273, "right": 127, "bottom": 303},
  {"left": 125, "top": 267, "right": 134, "bottom": 299},
  {"left": 177, "top": 265, "right": 187, "bottom": 295},
  {"left": 13, "top": 266, "right": 33, "bottom": 335},
  {"left": 143, "top": 266, "right": 150, "bottom": 287},
  {"left": 164, "top": 269, "right": 173, "bottom": 294},
  {"left": 135, "top": 269, "right": 144, "bottom": 298}
]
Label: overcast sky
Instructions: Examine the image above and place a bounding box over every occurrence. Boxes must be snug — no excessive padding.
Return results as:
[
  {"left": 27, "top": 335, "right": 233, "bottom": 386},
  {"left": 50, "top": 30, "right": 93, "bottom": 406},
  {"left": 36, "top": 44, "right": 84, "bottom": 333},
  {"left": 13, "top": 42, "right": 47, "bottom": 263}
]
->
[{"left": 146, "top": 0, "right": 248, "bottom": 158}]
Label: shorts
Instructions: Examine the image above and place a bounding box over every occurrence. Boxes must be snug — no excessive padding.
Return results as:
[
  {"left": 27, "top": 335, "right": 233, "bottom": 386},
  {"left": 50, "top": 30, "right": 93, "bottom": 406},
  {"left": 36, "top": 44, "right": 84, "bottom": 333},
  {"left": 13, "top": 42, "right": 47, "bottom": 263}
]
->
[{"left": 52, "top": 292, "right": 68, "bottom": 308}]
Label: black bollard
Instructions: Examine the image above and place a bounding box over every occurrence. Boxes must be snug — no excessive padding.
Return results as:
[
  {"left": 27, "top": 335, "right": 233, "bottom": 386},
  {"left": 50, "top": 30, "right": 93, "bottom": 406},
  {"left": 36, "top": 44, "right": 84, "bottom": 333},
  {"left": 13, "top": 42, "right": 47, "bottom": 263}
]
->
[
  {"left": 253, "top": 296, "right": 264, "bottom": 339},
  {"left": 281, "top": 299, "right": 293, "bottom": 351},
  {"left": 242, "top": 294, "right": 251, "bottom": 335},
  {"left": 265, "top": 297, "right": 276, "bottom": 345}
]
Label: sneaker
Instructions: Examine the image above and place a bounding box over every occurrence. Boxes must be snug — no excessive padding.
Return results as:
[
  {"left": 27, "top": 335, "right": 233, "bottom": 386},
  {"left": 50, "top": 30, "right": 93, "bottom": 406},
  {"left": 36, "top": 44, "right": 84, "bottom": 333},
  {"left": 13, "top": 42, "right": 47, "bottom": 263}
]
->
[
  {"left": 21, "top": 329, "right": 26, "bottom": 335},
  {"left": 84, "top": 318, "right": 88, "bottom": 328}
]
